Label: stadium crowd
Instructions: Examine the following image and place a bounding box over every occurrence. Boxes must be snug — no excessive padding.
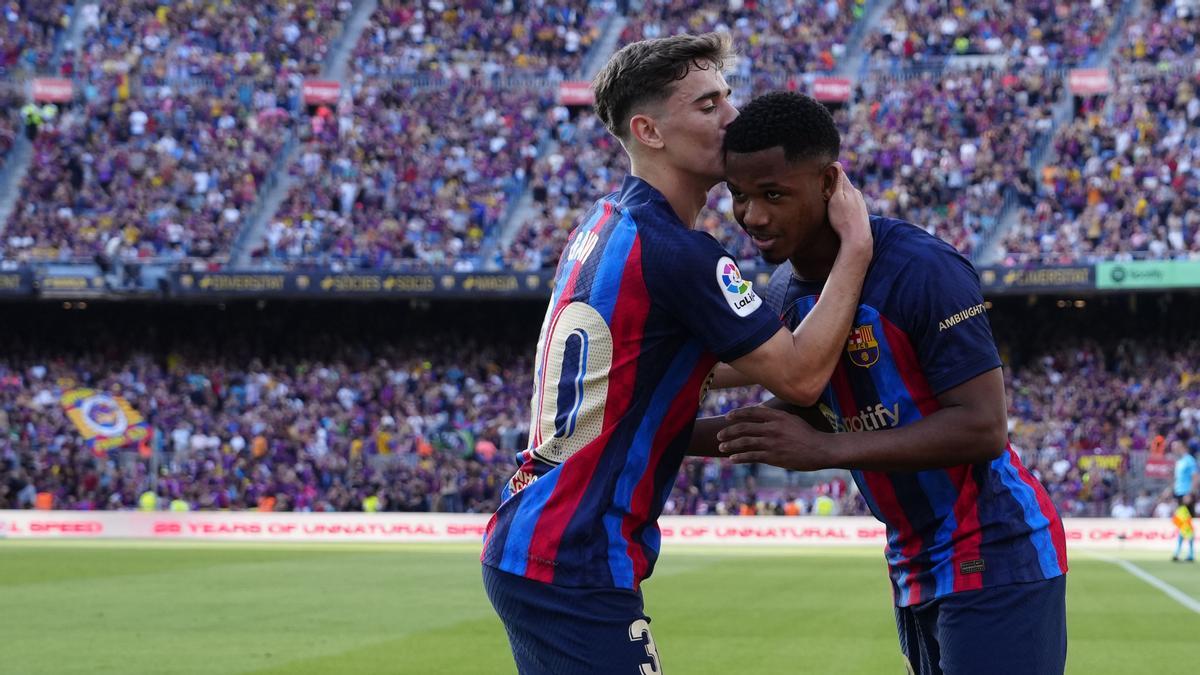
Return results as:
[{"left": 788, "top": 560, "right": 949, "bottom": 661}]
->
[
  {"left": 996, "top": 2, "right": 1200, "bottom": 265},
  {"left": 350, "top": 0, "right": 610, "bottom": 80},
  {"left": 2, "top": 80, "right": 293, "bottom": 262},
  {"left": 257, "top": 81, "right": 549, "bottom": 270},
  {"left": 0, "top": 0, "right": 348, "bottom": 263},
  {"left": 0, "top": 0, "right": 1193, "bottom": 270},
  {"left": 0, "top": 1, "right": 1196, "bottom": 525},
  {"left": 254, "top": 0, "right": 613, "bottom": 269},
  {"left": 2, "top": 302, "right": 1196, "bottom": 519},
  {"left": 0, "top": 0, "right": 71, "bottom": 75},
  {"left": 865, "top": 0, "right": 1114, "bottom": 69},
  {"left": 506, "top": 64, "right": 1058, "bottom": 270},
  {"left": 69, "top": 0, "right": 349, "bottom": 84},
  {"left": 622, "top": 0, "right": 867, "bottom": 84}
]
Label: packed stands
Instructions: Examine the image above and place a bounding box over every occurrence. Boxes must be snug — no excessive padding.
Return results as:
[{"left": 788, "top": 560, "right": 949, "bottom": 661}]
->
[
  {"left": 623, "top": 0, "right": 868, "bottom": 84},
  {"left": 3, "top": 296, "right": 1197, "bottom": 517},
  {"left": 0, "top": 1, "right": 72, "bottom": 75},
  {"left": 1, "top": 80, "right": 294, "bottom": 262},
  {"left": 351, "top": 0, "right": 610, "bottom": 79},
  {"left": 1, "top": 0, "right": 1197, "bottom": 524},
  {"left": 996, "top": 0, "right": 1200, "bottom": 265},
  {"left": 257, "top": 81, "right": 549, "bottom": 270},
  {"left": 865, "top": 0, "right": 1114, "bottom": 69},
  {"left": 256, "top": 1, "right": 612, "bottom": 269},
  {"left": 508, "top": 64, "right": 1058, "bottom": 269},
  {"left": 1, "top": 0, "right": 348, "bottom": 263}
]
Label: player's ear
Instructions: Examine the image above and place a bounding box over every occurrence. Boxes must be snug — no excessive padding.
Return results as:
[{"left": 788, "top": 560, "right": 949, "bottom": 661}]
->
[
  {"left": 629, "top": 113, "right": 664, "bottom": 150},
  {"left": 820, "top": 161, "right": 839, "bottom": 202}
]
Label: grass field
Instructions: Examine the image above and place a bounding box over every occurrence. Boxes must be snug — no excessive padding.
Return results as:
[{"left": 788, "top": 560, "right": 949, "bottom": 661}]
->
[{"left": 1, "top": 542, "right": 1198, "bottom": 674}]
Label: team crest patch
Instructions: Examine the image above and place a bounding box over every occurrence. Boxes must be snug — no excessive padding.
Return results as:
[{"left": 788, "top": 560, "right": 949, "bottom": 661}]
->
[
  {"left": 847, "top": 325, "right": 879, "bottom": 368},
  {"left": 716, "top": 256, "right": 761, "bottom": 317}
]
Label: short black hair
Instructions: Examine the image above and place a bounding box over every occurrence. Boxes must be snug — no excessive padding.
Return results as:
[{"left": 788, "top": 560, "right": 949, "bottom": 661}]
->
[{"left": 723, "top": 91, "right": 840, "bottom": 163}]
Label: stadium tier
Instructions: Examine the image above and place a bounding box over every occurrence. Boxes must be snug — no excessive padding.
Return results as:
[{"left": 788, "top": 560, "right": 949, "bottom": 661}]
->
[
  {"left": 0, "top": 0, "right": 1196, "bottom": 522},
  {"left": 865, "top": 0, "right": 1115, "bottom": 70},
  {"left": 1, "top": 295, "right": 1196, "bottom": 518},
  {"left": 0, "top": 0, "right": 1192, "bottom": 272}
]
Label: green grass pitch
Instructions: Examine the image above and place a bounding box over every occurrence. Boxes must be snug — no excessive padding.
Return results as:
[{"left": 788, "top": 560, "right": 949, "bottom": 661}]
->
[{"left": 1, "top": 542, "right": 1197, "bottom": 674}]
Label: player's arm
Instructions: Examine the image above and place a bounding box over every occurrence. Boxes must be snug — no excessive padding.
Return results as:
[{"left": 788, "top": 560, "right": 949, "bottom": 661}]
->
[
  {"left": 688, "top": 398, "right": 792, "bottom": 457},
  {"left": 709, "top": 363, "right": 754, "bottom": 389},
  {"left": 726, "top": 166, "right": 872, "bottom": 406},
  {"left": 717, "top": 368, "right": 1008, "bottom": 471}
]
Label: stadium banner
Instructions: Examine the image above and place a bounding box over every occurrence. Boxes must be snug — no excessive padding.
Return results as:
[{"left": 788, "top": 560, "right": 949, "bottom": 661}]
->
[
  {"left": 0, "top": 267, "right": 33, "bottom": 295},
  {"left": 170, "top": 271, "right": 557, "bottom": 298},
  {"left": 1144, "top": 456, "right": 1173, "bottom": 480},
  {"left": 0, "top": 513, "right": 1179, "bottom": 550},
  {"left": 35, "top": 271, "right": 108, "bottom": 296},
  {"left": 59, "top": 389, "right": 150, "bottom": 456},
  {"left": 811, "top": 77, "right": 852, "bottom": 103},
  {"left": 1068, "top": 68, "right": 1112, "bottom": 95},
  {"left": 1077, "top": 454, "right": 1123, "bottom": 473},
  {"left": 558, "top": 81, "right": 594, "bottom": 106},
  {"left": 302, "top": 80, "right": 341, "bottom": 105},
  {"left": 31, "top": 77, "right": 73, "bottom": 102},
  {"left": 977, "top": 265, "right": 1093, "bottom": 293},
  {"left": 1096, "top": 260, "right": 1200, "bottom": 290}
]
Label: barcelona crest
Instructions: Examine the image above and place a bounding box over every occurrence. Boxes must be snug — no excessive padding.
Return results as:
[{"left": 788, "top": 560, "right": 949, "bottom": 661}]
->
[
  {"left": 847, "top": 325, "right": 879, "bottom": 368},
  {"left": 60, "top": 389, "right": 149, "bottom": 457}
]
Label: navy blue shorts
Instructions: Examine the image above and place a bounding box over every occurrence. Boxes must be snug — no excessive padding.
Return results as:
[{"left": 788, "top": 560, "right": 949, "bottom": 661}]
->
[
  {"left": 895, "top": 574, "right": 1067, "bottom": 675},
  {"left": 483, "top": 565, "right": 663, "bottom": 674}
]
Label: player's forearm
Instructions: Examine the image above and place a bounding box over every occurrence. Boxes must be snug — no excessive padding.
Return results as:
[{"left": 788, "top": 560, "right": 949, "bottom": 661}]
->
[
  {"left": 710, "top": 363, "right": 755, "bottom": 389},
  {"left": 687, "top": 416, "right": 728, "bottom": 457},
  {"left": 828, "top": 405, "right": 1006, "bottom": 472},
  {"left": 783, "top": 241, "right": 872, "bottom": 399},
  {"left": 689, "top": 399, "right": 792, "bottom": 457}
]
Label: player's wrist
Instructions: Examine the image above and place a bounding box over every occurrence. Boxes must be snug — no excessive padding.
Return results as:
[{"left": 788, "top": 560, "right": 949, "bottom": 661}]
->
[{"left": 838, "top": 230, "right": 873, "bottom": 260}]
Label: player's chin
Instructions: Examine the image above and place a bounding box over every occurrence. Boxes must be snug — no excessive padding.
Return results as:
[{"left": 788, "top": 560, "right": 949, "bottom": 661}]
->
[{"left": 753, "top": 240, "right": 788, "bottom": 265}]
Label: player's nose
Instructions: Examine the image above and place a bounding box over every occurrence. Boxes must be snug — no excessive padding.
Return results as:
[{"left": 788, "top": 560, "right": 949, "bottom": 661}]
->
[
  {"left": 741, "top": 200, "right": 768, "bottom": 227},
  {"left": 721, "top": 100, "right": 739, "bottom": 129}
]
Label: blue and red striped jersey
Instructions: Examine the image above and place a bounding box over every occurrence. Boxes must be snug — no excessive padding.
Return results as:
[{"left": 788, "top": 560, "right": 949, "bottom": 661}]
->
[
  {"left": 767, "top": 216, "right": 1068, "bottom": 607},
  {"left": 482, "top": 176, "right": 781, "bottom": 589}
]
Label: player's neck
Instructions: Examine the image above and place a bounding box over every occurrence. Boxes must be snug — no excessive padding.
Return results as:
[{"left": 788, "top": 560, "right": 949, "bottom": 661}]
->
[
  {"left": 629, "top": 162, "right": 710, "bottom": 228},
  {"left": 788, "top": 226, "right": 842, "bottom": 282}
]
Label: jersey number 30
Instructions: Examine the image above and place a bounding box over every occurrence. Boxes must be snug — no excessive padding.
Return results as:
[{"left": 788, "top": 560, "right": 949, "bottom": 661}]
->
[{"left": 533, "top": 302, "right": 612, "bottom": 464}]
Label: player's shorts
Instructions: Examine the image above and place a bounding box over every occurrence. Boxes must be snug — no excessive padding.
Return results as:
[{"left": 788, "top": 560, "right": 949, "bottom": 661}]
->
[
  {"left": 483, "top": 564, "right": 663, "bottom": 674},
  {"left": 894, "top": 574, "right": 1066, "bottom": 675}
]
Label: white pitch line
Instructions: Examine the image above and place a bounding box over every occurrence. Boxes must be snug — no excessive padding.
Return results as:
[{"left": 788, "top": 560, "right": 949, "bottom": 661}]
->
[{"left": 1088, "top": 551, "right": 1200, "bottom": 615}]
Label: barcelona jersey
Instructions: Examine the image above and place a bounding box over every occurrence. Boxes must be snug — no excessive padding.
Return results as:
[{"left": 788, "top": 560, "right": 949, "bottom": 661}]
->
[
  {"left": 482, "top": 176, "right": 781, "bottom": 589},
  {"left": 766, "top": 216, "right": 1068, "bottom": 607}
]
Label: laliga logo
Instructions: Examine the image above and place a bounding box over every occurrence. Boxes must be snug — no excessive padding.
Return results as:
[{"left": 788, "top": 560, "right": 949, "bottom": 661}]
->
[
  {"left": 721, "top": 263, "right": 750, "bottom": 294},
  {"left": 716, "top": 256, "right": 762, "bottom": 317}
]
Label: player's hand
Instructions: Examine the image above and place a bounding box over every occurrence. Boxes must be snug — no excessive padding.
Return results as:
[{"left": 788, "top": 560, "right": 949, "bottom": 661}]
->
[
  {"left": 826, "top": 163, "right": 872, "bottom": 256},
  {"left": 716, "top": 406, "right": 837, "bottom": 471}
]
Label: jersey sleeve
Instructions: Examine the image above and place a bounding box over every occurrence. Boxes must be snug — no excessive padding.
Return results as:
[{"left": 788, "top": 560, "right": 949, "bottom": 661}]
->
[
  {"left": 894, "top": 246, "right": 1002, "bottom": 395},
  {"left": 645, "top": 231, "right": 781, "bottom": 362}
]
